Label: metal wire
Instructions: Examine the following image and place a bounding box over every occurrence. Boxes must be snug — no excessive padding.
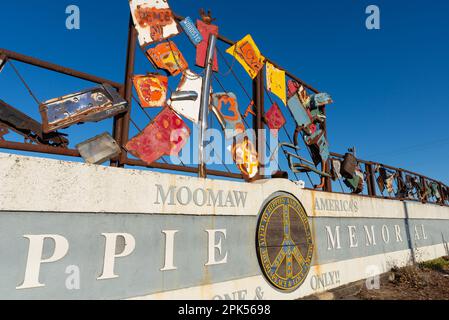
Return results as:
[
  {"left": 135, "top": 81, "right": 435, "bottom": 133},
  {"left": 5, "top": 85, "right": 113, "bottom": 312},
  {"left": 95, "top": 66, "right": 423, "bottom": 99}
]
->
[{"left": 8, "top": 60, "right": 41, "bottom": 105}]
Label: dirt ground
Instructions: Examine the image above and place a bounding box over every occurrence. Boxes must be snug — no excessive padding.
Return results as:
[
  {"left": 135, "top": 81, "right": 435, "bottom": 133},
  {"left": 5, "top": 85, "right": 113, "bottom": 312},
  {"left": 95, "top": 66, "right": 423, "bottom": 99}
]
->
[{"left": 356, "top": 257, "right": 449, "bottom": 300}]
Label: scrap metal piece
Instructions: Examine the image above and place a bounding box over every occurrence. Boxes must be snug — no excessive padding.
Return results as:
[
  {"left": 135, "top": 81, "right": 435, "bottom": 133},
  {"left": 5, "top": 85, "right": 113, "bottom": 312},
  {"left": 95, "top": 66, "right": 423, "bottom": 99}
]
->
[
  {"left": 168, "top": 69, "right": 203, "bottom": 123},
  {"left": 76, "top": 132, "right": 121, "bottom": 165},
  {"left": 133, "top": 73, "right": 168, "bottom": 107},
  {"left": 39, "top": 84, "right": 127, "bottom": 133},
  {"left": 129, "top": 0, "right": 179, "bottom": 47},
  {"left": 0, "top": 125, "right": 9, "bottom": 140},
  {"left": 180, "top": 16, "right": 203, "bottom": 46},
  {"left": 146, "top": 41, "right": 189, "bottom": 76},
  {"left": 0, "top": 99, "right": 68, "bottom": 146},
  {"left": 264, "top": 102, "right": 286, "bottom": 134},
  {"left": 226, "top": 34, "right": 266, "bottom": 79},
  {"left": 232, "top": 135, "right": 259, "bottom": 180},
  {"left": 266, "top": 62, "right": 287, "bottom": 105},
  {"left": 196, "top": 20, "right": 219, "bottom": 72},
  {"left": 211, "top": 92, "right": 245, "bottom": 139},
  {"left": 125, "top": 107, "right": 190, "bottom": 165}
]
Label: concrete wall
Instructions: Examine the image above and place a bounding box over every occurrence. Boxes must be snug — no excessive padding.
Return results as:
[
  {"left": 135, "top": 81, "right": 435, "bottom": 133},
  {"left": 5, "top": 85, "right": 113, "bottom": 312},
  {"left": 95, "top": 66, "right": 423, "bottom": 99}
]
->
[{"left": 0, "top": 152, "right": 448, "bottom": 300}]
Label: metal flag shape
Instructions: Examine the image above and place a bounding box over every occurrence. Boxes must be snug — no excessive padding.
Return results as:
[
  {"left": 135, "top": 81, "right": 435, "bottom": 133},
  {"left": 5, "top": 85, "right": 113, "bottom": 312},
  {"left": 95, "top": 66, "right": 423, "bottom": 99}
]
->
[
  {"left": 180, "top": 17, "right": 203, "bottom": 46},
  {"left": 266, "top": 62, "right": 287, "bottom": 105},
  {"left": 232, "top": 135, "right": 259, "bottom": 180},
  {"left": 196, "top": 20, "right": 219, "bottom": 72},
  {"left": 211, "top": 92, "right": 245, "bottom": 139},
  {"left": 76, "top": 132, "right": 121, "bottom": 165},
  {"left": 146, "top": 41, "right": 189, "bottom": 76},
  {"left": 129, "top": 0, "right": 180, "bottom": 47},
  {"left": 168, "top": 69, "right": 202, "bottom": 123},
  {"left": 133, "top": 73, "right": 168, "bottom": 107},
  {"left": 264, "top": 102, "right": 286, "bottom": 134},
  {"left": 126, "top": 107, "right": 190, "bottom": 165},
  {"left": 226, "top": 34, "right": 265, "bottom": 79},
  {"left": 39, "top": 84, "right": 127, "bottom": 133}
]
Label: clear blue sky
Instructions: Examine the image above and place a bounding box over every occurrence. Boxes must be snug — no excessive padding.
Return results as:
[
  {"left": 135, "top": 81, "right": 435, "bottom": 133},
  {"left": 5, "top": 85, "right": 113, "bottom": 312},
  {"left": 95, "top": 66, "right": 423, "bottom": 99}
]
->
[{"left": 0, "top": 0, "right": 448, "bottom": 185}]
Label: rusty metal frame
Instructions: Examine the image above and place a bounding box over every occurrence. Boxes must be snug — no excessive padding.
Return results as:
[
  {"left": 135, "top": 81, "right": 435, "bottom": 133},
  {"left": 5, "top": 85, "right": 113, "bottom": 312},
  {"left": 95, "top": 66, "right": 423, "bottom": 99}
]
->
[{"left": 0, "top": 13, "right": 447, "bottom": 202}]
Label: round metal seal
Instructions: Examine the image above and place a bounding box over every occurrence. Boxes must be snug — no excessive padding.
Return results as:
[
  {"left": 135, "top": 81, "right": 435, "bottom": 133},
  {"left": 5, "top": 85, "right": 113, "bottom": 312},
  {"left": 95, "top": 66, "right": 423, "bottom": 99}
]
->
[{"left": 256, "top": 193, "right": 314, "bottom": 292}]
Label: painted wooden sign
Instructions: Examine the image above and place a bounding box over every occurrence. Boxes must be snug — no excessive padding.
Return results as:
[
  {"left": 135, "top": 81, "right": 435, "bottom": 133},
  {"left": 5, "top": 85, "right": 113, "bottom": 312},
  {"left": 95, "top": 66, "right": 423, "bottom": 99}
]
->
[
  {"left": 130, "top": 0, "right": 180, "bottom": 47},
  {"left": 179, "top": 17, "right": 203, "bottom": 46},
  {"left": 196, "top": 20, "right": 219, "bottom": 72},
  {"left": 226, "top": 34, "right": 265, "bottom": 79},
  {"left": 146, "top": 41, "right": 189, "bottom": 76},
  {"left": 126, "top": 107, "right": 190, "bottom": 165},
  {"left": 133, "top": 74, "right": 168, "bottom": 107}
]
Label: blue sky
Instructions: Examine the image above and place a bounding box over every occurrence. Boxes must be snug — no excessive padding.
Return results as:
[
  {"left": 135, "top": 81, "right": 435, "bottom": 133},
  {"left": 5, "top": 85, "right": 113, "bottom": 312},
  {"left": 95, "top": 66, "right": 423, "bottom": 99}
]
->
[{"left": 0, "top": 0, "right": 448, "bottom": 185}]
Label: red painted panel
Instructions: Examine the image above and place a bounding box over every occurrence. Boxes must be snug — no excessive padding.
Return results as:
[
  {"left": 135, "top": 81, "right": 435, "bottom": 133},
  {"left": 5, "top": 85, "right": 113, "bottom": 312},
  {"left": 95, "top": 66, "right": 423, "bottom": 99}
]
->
[{"left": 195, "top": 20, "right": 219, "bottom": 72}]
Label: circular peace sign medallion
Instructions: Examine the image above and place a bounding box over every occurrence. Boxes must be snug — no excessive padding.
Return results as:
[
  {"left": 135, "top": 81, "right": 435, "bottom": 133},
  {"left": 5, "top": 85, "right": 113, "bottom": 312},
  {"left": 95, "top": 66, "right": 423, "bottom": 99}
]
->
[{"left": 256, "top": 194, "right": 314, "bottom": 292}]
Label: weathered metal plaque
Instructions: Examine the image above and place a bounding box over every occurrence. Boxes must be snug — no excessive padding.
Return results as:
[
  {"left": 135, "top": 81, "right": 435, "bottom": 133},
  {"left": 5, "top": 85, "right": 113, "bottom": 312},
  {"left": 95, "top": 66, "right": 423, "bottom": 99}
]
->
[
  {"left": 211, "top": 92, "right": 245, "bottom": 139},
  {"left": 39, "top": 84, "right": 127, "bottom": 133},
  {"left": 168, "top": 69, "right": 202, "bottom": 123},
  {"left": 226, "top": 34, "right": 265, "bottom": 79},
  {"left": 133, "top": 73, "right": 168, "bottom": 107},
  {"left": 126, "top": 107, "right": 190, "bottom": 165},
  {"left": 256, "top": 194, "right": 314, "bottom": 292},
  {"left": 146, "top": 41, "right": 189, "bottom": 76},
  {"left": 129, "top": 0, "right": 179, "bottom": 47},
  {"left": 264, "top": 102, "right": 286, "bottom": 134},
  {"left": 287, "top": 93, "right": 313, "bottom": 129},
  {"left": 76, "top": 132, "right": 121, "bottom": 165},
  {"left": 196, "top": 20, "right": 219, "bottom": 72},
  {"left": 0, "top": 99, "right": 68, "bottom": 146},
  {"left": 179, "top": 17, "right": 203, "bottom": 46}
]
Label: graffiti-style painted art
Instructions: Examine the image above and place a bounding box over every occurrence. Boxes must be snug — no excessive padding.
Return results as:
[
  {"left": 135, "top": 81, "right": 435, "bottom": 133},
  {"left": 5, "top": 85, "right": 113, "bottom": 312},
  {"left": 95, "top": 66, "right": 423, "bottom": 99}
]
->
[
  {"left": 256, "top": 194, "right": 314, "bottom": 292},
  {"left": 196, "top": 20, "right": 219, "bottom": 72},
  {"left": 133, "top": 74, "right": 168, "bottom": 107},
  {"left": 168, "top": 70, "right": 202, "bottom": 123},
  {"left": 179, "top": 17, "right": 203, "bottom": 46},
  {"left": 39, "top": 84, "right": 127, "bottom": 133},
  {"left": 226, "top": 34, "right": 265, "bottom": 79},
  {"left": 126, "top": 108, "right": 190, "bottom": 165},
  {"left": 266, "top": 62, "right": 287, "bottom": 105},
  {"left": 232, "top": 136, "right": 259, "bottom": 180},
  {"left": 264, "top": 102, "right": 286, "bottom": 134},
  {"left": 146, "top": 41, "right": 188, "bottom": 76},
  {"left": 211, "top": 92, "right": 245, "bottom": 139},
  {"left": 130, "top": 0, "right": 179, "bottom": 47}
]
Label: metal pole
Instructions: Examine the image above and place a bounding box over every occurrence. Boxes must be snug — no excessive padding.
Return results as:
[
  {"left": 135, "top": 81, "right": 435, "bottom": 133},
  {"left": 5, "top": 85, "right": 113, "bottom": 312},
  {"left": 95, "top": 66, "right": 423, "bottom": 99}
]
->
[
  {"left": 198, "top": 33, "right": 217, "bottom": 178},
  {"left": 252, "top": 69, "right": 264, "bottom": 179},
  {"left": 118, "top": 16, "right": 138, "bottom": 166}
]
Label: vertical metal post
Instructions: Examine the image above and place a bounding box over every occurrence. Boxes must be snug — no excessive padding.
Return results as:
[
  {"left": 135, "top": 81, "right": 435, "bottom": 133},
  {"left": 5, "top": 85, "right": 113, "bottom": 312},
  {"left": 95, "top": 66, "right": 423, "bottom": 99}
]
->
[
  {"left": 420, "top": 177, "right": 428, "bottom": 203},
  {"left": 322, "top": 106, "right": 332, "bottom": 192},
  {"left": 118, "top": 16, "right": 138, "bottom": 166},
  {"left": 365, "top": 163, "right": 376, "bottom": 196},
  {"left": 198, "top": 34, "right": 217, "bottom": 178},
  {"left": 252, "top": 69, "right": 264, "bottom": 179}
]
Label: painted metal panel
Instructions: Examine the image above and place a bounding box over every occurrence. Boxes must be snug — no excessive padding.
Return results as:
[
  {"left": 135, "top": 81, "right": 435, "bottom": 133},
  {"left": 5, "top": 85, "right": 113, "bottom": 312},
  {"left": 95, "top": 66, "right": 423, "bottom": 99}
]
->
[
  {"left": 264, "top": 102, "right": 286, "bottom": 134},
  {"left": 129, "top": 0, "right": 179, "bottom": 47},
  {"left": 76, "top": 132, "right": 121, "bottom": 165},
  {"left": 179, "top": 17, "right": 203, "bottom": 46},
  {"left": 211, "top": 92, "right": 245, "bottom": 139},
  {"left": 146, "top": 41, "right": 188, "bottom": 76},
  {"left": 133, "top": 73, "right": 168, "bottom": 107},
  {"left": 168, "top": 69, "right": 202, "bottom": 123},
  {"left": 226, "top": 35, "right": 265, "bottom": 79},
  {"left": 266, "top": 62, "right": 286, "bottom": 105},
  {"left": 39, "top": 84, "right": 127, "bottom": 133},
  {"left": 125, "top": 107, "right": 190, "bottom": 165},
  {"left": 195, "top": 20, "right": 218, "bottom": 72},
  {"left": 287, "top": 94, "right": 313, "bottom": 129}
]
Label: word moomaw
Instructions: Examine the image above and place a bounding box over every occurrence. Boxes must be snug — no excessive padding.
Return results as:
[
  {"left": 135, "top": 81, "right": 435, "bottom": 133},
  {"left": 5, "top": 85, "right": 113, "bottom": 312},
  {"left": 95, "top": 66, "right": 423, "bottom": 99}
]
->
[{"left": 155, "top": 184, "right": 248, "bottom": 208}]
